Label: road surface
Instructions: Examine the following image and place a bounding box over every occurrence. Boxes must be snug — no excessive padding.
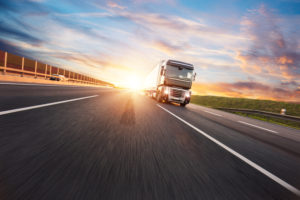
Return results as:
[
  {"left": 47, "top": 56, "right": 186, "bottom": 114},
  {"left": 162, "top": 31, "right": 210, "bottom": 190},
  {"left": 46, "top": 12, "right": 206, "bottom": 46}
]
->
[{"left": 0, "top": 83, "right": 299, "bottom": 200}]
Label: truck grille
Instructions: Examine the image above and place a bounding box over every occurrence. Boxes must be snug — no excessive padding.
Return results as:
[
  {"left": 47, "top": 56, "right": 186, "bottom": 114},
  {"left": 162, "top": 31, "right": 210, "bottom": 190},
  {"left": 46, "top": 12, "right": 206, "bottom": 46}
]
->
[{"left": 171, "top": 89, "right": 183, "bottom": 98}]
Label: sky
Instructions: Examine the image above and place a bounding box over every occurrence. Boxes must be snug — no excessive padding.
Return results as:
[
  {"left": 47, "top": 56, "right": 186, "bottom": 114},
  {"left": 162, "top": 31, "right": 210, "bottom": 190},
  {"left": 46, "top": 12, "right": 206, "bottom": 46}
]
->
[{"left": 0, "top": 0, "right": 300, "bottom": 101}]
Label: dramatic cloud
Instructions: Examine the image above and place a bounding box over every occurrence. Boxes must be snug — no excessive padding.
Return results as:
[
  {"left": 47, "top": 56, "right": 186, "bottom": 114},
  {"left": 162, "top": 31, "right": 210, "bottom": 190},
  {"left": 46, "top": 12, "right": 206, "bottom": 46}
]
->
[
  {"left": 238, "top": 5, "right": 300, "bottom": 82},
  {"left": 0, "top": 1, "right": 299, "bottom": 101},
  {"left": 0, "top": 22, "right": 42, "bottom": 44}
]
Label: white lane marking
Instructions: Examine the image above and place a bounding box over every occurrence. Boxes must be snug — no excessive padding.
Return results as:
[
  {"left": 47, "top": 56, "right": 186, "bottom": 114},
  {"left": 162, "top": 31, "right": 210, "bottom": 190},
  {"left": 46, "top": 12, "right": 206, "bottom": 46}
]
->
[
  {"left": 238, "top": 121, "right": 278, "bottom": 134},
  {"left": 0, "top": 95, "right": 98, "bottom": 116},
  {"left": 204, "top": 110, "right": 222, "bottom": 117},
  {"left": 0, "top": 82, "right": 84, "bottom": 87},
  {"left": 157, "top": 104, "right": 300, "bottom": 197}
]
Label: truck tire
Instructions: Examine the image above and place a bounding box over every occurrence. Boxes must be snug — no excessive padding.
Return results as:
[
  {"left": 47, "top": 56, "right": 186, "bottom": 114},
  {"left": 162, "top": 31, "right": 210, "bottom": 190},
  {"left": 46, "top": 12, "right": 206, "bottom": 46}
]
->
[{"left": 180, "top": 103, "right": 186, "bottom": 107}]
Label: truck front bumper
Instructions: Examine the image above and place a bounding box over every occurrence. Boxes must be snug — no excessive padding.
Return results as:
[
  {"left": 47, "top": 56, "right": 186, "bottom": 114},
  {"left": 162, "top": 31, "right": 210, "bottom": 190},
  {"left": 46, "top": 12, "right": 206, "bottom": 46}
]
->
[
  {"left": 166, "top": 94, "right": 190, "bottom": 104},
  {"left": 160, "top": 87, "right": 190, "bottom": 104}
]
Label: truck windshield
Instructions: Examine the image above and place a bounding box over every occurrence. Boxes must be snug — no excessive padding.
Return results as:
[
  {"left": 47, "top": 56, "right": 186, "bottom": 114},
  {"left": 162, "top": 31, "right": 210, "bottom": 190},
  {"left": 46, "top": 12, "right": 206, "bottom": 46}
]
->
[{"left": 166, "top": 65, "right": 193, "bottom": 80}]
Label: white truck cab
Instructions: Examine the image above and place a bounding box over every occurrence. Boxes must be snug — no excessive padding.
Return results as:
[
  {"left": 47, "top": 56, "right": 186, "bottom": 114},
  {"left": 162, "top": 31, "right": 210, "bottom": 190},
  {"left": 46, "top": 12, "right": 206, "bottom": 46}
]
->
[{"left": 145, "top": 60, "right": 195, "bottom": 106}]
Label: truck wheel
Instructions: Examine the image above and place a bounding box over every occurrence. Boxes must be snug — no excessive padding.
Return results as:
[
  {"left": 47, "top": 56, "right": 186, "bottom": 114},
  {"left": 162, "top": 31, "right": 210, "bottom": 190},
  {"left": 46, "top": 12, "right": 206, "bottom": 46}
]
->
[{"left": 180, "top": 103, "right": 186, "bottom": 107}]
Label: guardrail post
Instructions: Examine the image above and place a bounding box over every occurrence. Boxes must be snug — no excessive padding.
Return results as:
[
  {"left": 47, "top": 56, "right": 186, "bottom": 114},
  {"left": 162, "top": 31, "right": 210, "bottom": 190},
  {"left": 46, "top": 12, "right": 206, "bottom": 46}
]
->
[
  {"left": 49, "top": 65, "right": 52, "bottom": 77},
  {"left": 68, "top": 70, "right": 70, "bottom": 80},
  {"left": 44, "top": 64, "right": 47, "bottom": 79},
  {"left": 34, "top": 60, "right": 37, "bottom": 78},
  {"left": 21, "top": 57, "right": 24, "bottom": 77},
  {"left": 281, "top": 109, "right": 286, "bottom": 115},
  {"left": 3, "top": 51, "right": 7, "bottom": 75}
]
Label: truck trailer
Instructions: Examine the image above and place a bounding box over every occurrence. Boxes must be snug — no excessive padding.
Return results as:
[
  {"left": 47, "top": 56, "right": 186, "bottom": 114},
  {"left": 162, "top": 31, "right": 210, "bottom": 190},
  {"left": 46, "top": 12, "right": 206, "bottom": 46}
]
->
[{"left": 144, "top": 60, "right": 195, "bottom": 107}]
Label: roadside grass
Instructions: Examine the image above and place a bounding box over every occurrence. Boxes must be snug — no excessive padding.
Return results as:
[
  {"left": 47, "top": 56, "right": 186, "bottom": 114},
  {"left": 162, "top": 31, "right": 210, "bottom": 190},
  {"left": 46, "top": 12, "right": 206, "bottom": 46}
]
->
[
  {"left": 232, "top": 112, "right": 300, "bottom": 130},
  {"left": 190, "top": 95, "right": 300, "bottom": 129},
  {"left": 191, "top": 95, "right": 300, "bottom": 116}
]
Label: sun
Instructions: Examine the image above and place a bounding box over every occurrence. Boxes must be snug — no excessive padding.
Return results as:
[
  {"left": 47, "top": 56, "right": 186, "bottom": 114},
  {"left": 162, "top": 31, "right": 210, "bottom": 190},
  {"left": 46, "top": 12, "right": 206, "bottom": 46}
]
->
[{"left": 125, "top": 74, "right": 142, "bottom": 90}]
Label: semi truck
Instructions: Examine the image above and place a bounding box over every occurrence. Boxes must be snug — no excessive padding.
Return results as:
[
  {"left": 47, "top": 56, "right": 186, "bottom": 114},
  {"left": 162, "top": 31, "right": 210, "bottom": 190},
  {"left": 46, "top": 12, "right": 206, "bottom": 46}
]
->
[{"left": 144, "top": 60, "right": 196, "bottom": 107}]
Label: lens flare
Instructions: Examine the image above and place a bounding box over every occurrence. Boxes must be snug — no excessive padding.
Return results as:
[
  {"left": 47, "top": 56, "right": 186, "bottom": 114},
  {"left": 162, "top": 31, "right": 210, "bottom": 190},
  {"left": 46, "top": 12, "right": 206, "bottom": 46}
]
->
[{"left": 124, "top": 74, "right": 142, "bottom": 90}]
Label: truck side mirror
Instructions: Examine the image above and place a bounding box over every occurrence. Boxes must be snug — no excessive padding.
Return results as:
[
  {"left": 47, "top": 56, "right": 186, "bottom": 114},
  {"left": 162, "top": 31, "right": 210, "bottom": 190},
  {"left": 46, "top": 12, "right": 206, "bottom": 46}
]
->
[
  {"left": 160, "top": 68, "right": 164, "bottom": 75},
  {"left": 193, "top": 73, "right": 196, "bottom": 81}
]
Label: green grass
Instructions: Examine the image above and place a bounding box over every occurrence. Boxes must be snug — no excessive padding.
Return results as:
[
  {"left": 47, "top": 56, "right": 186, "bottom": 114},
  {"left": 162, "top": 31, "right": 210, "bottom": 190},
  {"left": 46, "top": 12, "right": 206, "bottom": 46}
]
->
[
  {"left": 190, "top": 95, "right": 300, "bottom": 129},
  {"left": 191, "top": 95, "right": 300, "bottom": 116},
  {"left": 232, "top": 112, "right": 300, "bottom": 130}
]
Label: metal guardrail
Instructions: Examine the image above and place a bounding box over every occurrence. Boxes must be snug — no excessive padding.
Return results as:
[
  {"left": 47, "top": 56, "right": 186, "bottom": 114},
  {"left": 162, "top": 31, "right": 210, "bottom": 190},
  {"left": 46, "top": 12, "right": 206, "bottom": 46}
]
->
[
  {"left": 217, "top": 108, "right": 300, "bottom": 123},
  {"left": 0, "top": 51, "right": 112, "bottom": 86}
]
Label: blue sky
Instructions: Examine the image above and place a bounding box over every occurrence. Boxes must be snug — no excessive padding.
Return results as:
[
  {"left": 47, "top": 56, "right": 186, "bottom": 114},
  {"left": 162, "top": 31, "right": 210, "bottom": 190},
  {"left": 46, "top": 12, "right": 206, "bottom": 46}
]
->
[{"left": 0, "top": 0, "right": 299, "bottom": 101}]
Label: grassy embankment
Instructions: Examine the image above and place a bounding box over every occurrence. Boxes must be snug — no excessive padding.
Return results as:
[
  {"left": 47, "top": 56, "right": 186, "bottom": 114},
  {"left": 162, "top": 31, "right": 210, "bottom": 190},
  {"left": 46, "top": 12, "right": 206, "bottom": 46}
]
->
[{"left": 190, "top": 96, "right": 300, "bottom": 129}]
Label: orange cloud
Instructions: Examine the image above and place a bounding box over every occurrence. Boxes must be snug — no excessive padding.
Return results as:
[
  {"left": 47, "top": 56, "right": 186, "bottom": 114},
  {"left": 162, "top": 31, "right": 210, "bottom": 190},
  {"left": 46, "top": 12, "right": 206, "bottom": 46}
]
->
[
  {"left": 107, "top": 1, "right": 126, "bottom": 9},
  {"left": 277, "top": 56, "right": 293, "bottom": 65},
  {"left": 151, "top": 40, "right": 186, "bottom": 55}
]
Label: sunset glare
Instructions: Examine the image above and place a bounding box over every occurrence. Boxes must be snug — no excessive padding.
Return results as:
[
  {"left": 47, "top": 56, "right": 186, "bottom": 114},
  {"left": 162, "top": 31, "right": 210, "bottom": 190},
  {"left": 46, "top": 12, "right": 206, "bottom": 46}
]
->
[{"left": 125, "top": 75, "right": 142, "bottom": 90}]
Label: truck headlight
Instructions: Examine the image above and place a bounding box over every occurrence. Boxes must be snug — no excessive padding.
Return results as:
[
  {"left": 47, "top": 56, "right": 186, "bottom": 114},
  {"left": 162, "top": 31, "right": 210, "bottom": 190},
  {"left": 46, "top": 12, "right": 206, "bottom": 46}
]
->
[
  {"left": 185, "top": 92, "right": 190, "bottom": 98},
  {"left": 164, "top": 88, "right": 169, "bottom": 94}
]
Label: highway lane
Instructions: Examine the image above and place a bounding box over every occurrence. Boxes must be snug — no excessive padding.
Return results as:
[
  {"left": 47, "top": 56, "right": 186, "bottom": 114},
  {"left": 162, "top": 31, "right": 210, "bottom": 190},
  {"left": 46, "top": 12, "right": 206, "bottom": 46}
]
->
[
  {"left": 0, "top": 83, "right": 113, "bottom": 111},
  {"left": 160, "top": 103, "right": 300, "bottom": 194},
  {"left": 187, "top": 104, "right": 300, "bottom": 142},
  {"left": 0, "top": 83, "right": 299, "bottom": 199}
]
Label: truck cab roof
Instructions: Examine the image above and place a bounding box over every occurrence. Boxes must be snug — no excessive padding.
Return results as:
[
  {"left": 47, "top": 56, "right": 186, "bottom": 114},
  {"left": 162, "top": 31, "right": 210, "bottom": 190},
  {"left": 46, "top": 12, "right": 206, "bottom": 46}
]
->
[{"left": 166, "top": 60, "right": 194, "bottom": 70}]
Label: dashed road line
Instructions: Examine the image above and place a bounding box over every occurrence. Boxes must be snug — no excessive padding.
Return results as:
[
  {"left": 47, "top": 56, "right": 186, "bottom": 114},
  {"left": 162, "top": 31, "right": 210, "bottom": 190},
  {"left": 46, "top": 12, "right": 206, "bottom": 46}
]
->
[
  {"left": 0, "top": 95, "right": 98, "bottom": 116},
  {"left": 238, "top": 121, "right": 278, "bottom": 134},
  {"left": 0, "top": 82, "right": 79, "bottom": 87},
  {"left": 204, "top": 110, "right": 223, "bottom": 117}
]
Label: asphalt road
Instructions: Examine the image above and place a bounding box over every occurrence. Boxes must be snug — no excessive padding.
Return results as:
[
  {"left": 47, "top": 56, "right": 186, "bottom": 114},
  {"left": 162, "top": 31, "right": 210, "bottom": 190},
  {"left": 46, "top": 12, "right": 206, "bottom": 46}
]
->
[{"left": 0, "top": 82, "right": 299, "bottom": 200}]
